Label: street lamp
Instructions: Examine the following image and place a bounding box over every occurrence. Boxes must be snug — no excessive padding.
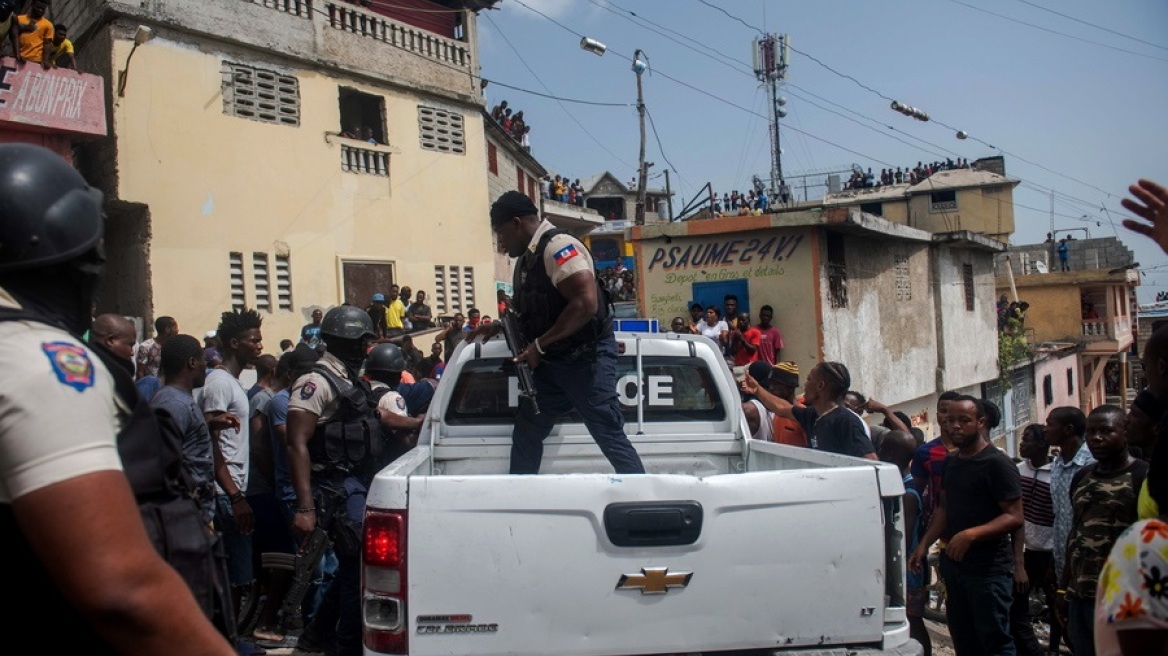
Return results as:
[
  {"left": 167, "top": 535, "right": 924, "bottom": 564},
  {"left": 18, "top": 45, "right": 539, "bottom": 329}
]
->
[{"left": 580, "top": 37, "right": 650, "bottom": 226}]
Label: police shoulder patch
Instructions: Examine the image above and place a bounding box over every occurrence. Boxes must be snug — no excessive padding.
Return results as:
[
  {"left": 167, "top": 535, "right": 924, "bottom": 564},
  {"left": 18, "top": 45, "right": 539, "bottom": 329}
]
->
[
  {"left": 300, "top": 381, "right": 318, "bottom": 400},
  {"left": 41, "top": 341, "right": 95, "bottom": 392},
  {"left": 396, "top": 395, "right": 407, "bottom": 411}
]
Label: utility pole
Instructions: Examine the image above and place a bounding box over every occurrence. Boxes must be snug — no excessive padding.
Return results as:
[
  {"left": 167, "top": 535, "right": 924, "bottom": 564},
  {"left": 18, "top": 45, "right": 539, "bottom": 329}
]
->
[
  {"left": 664, "top": 169, "right": 674, "bottom": 221},
  {"left": 634, "top": 49, "right": 648, "bottom": 226}
]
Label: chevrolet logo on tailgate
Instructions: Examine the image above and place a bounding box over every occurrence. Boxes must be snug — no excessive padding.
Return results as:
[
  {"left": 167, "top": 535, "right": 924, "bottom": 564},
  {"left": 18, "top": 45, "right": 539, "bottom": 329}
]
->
[{"left": 616, "top": 567, "right": 693, "bottom": 595}]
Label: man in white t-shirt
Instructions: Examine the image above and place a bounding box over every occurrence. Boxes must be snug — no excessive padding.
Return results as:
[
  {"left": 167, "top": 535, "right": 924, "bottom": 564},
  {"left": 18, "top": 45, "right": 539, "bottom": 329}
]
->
[{"left": 200, "top": 307, "right": 264, "bottom": 619}]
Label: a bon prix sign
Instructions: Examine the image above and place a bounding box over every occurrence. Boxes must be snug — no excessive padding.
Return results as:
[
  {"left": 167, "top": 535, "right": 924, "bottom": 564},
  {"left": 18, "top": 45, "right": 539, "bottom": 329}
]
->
[{"left": 0, "top": 57, "right": 106, "bottom": 137}]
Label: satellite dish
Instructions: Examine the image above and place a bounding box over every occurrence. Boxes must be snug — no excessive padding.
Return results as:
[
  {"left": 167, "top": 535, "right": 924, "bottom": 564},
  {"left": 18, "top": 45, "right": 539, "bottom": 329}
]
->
[{"left": 1034, "top": 261, "right": 1049, "bottom": 274}]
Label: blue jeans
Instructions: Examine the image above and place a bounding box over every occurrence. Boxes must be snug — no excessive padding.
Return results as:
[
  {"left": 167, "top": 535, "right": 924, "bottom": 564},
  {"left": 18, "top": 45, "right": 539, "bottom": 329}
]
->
[
  {"left": 214, "top": 494, "right": 254, "bottom": 588},
  {"left": 511, "top": 334, "right": 645, "bottom": 475},
  {"left": 940, "top": 555, "right": 1016, "bottom": 656}
]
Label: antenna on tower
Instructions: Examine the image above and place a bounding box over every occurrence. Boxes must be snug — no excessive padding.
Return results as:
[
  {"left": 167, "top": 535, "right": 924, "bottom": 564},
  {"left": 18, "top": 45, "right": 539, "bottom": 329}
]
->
[{"left": 752, "top": 34, "right": 790, "bottom": 200}]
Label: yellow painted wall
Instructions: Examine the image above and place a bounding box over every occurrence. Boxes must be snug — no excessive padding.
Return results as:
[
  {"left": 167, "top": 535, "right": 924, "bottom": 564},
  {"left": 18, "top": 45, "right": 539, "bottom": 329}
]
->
[
  {"left": 112, "top": 37, "right": 494, "bottom": 343},
  {"left": 909, "top": 186, "right": 1015, "bottom": 240},
  {"left": 638, "top": 227, "right": 819, "bottom": 368},
  {"left": 998, "top": 283, "right": 1082, "bottom": 343}
]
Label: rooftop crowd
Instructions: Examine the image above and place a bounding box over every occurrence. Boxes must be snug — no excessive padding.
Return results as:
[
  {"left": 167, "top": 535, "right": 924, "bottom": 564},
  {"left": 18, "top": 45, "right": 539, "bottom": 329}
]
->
[{"left": 0, "top": 1, "right": 76, "bottom": 70}]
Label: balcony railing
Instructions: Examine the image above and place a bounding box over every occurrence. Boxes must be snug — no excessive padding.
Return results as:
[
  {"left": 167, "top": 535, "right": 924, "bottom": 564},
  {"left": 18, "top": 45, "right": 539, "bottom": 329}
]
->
[
  {"left": 341, "top": 144, "right": 389, "bottom": 176},
  {"left": 241, "top": 0, "right": 471, "bottom": 69},
  {"left": 245, "top": 0, "right": 313, "bottom": 19},
  {"left": 325, "top": 2, "right": 469, "bottom": 67},
  {"left": 1081, "top": 316, "right": 1131, "bottom": 341}
]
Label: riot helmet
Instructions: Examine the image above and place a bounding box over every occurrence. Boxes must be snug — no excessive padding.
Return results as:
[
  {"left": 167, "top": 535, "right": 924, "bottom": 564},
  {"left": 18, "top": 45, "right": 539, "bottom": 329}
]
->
[
  {"left": 319, "top": 305, "right": 376, "bottom": 370},
  {"left": 320, "top": 305, "right": 377, "bottom": 341},
  {"left": 366, "top": 343, "right": 406, "bottom": 375},
  {"left": 0, "top": 144, "right": 105, "bottom": 334}
]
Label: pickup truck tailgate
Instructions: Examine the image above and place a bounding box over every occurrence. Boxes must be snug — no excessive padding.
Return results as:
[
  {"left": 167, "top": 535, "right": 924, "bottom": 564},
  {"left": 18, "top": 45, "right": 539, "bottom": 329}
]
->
[{"left": 400, "top": 468, "right": 888, "bottom": 656}]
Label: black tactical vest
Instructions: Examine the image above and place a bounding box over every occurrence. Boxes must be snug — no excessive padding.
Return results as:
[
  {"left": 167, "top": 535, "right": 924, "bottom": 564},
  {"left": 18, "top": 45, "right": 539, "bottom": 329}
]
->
[
  {"left": 513, "top": 228, "right": 613, "bottom": 362},
  {"left": 307, "top": 363, "right": 385, "bottom": 482}
]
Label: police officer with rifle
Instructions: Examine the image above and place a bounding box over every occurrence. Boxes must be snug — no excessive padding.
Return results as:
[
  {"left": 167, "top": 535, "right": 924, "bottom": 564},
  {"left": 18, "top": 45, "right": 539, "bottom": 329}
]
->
[
  {"left": 468, "top": 191, "right": 645, "bottom": 475},
  {"left": 285, "top": 306, "right": 391, "bottom": 656}
]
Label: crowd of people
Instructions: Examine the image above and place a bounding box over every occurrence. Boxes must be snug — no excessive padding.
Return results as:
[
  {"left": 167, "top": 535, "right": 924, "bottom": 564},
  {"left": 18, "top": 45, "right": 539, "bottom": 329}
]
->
[
  {"left": 998, "top": 295, "right": 1032, "bottom": 332},
  {"left": 844, "top": 158, "right": 973, "bottom": 190},
  {"left": 7, "top": 151, "right": 1168, "bottom": 656},
  {"left": 489, "top": 99, "right": 532, "bottom": 151},
  {"left": 729, "top": 327, "right": 1168, "bottom": 656},
  {"left": 541, "top": 173, "right": 587, "bottom": 206},
  {"left": 0, "top": 1, "right": 76, "bottom": 69},
  {"left": 598, "top": 261, "right": 636, "bottom": 302}
]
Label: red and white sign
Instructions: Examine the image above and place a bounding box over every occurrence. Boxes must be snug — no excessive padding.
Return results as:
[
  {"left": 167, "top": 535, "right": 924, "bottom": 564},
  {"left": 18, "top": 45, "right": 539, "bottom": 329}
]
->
[{"left": 0, "top": 57, "right": 106, "bottom": 137}]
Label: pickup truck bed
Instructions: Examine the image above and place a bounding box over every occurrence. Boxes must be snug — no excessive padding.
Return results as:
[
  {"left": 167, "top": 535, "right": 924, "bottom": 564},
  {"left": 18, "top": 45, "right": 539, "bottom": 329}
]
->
[{"left": 361, "top": 332, "right": 922, "bottom": 656}]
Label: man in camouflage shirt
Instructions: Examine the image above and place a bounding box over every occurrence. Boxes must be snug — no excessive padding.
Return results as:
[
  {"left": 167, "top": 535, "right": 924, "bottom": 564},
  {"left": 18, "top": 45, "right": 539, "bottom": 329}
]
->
[{"left": 1063, "top": 405, "right": 1148, "bottom": 656}]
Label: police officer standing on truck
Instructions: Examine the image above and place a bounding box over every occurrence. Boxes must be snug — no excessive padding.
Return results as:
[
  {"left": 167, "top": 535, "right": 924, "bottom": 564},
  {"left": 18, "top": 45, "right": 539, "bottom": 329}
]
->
[
  {"left": 0, "top": 144, "right": 236, "bottom": 655},
  {"left": 286, "top": 305, "right": 384, "bottom": 656},
  {"left": 469, "top": 190, "right": 645, "bottom": 475}
]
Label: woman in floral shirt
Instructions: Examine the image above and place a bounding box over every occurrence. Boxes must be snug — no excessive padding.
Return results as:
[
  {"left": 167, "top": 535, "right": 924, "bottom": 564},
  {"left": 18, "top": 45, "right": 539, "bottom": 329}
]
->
[{"left": 1095, "top": 448, "right": 1168, "bottom": 655}]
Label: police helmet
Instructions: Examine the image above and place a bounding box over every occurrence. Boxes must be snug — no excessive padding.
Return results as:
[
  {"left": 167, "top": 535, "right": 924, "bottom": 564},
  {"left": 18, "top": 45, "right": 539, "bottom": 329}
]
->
[
  {"left": 319, "top": 305, "right": 376, "bottom": 341},
  {"left": 366, "top": 343, "right": 406, "bottom": 374},
  {"left": 0, "top": 144, "right": 105, "bottom": 274}
]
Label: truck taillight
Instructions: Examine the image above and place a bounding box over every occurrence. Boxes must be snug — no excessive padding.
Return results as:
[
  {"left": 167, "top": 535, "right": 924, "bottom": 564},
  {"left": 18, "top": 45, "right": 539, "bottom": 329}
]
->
[{"left": 363, "top": 509, "right": 407, "bottom": 655}]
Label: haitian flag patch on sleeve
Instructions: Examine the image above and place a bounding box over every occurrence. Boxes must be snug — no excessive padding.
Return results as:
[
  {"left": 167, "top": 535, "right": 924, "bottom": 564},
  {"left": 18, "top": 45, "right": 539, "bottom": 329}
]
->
[
  {"left": 41, "top": 341, "right": 95, "bottom": 392},
  {"left": 554, "top": 243, "right": 580, "bottom": 266}
]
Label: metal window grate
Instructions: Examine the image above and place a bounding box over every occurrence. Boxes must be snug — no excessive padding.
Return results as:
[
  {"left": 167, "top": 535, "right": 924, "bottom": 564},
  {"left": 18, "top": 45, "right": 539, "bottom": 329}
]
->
[
  {"left": 448, "top": 265, "right": 462, "bottom": 311},
  {"left": 253, "top": 252, "right": 271, "bottom": 312},
  {"left": 462, "top": 267, "right": 475, "bottom": 311},
  {"left": 894, "top": 256, "right": 911, "bottom": 301},
  {"left": 229, "top": 252, "right": 246, "bottom": 310},
  {"left": 418, "top": 105, "right": 466, "bottom": 154},
  {"left": 222, "top": 62, "right": 300, "bottom": 127},
  {"left": 275, "top": 254, "right": 293, "bottom": 311},
  {"left": 434, "top": 265, "right": 447, "bottom": 315},
  {"left": 963, "top": 263, "right": 975, "bottom": 311},
  {"left": 826, "top": 232, "right": 848, "bottom": 309}
]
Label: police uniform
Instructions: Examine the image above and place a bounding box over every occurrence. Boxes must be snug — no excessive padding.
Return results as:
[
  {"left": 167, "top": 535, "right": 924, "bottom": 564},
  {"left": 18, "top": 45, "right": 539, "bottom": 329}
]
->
[
  {"left": 510, "top": 218, "right": 645, "bottom": 475},
  {"left": 287, "top": 349, "right": 375, "bottom": 656},
  {"left": 288, "top": 351, "right": 350, "bottom": 424},
  {"left": 0, "top": 286, "right": 125, "bottom": 505}
]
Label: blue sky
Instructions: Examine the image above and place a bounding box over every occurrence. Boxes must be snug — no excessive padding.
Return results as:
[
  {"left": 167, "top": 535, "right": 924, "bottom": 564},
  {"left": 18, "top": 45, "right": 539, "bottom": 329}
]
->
[{"left": 476, "top": 0, "right": 1168, "bottom": 302}]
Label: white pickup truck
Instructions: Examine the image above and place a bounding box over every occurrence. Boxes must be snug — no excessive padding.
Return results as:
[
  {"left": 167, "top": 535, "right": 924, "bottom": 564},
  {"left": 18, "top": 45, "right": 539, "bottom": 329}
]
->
[{"left": 360, "top": 331, "right": 922, "bottom": 656}]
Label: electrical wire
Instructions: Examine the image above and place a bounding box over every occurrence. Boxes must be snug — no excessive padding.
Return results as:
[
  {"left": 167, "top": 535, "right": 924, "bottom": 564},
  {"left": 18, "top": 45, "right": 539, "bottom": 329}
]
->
[
  {"left": 687, "top": 0, "right": 1150, "bottom": 202},
  {"left": 644, "top": 105, "right": 690, "bottom": 193},
  {"left": 949, "top": 0, "right": 1168, "bottom": 63},
  {"left": 483, "top": 12, "right": 635, "bottom": 169},
  {"left": 1013, "top": 0, "right": 1168, "bottom": 52}
]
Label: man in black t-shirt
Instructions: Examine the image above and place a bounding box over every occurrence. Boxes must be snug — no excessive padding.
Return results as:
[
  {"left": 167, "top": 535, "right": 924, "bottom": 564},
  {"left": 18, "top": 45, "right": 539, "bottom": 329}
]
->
[
  {"left": 742, "top": 361, "right": 875, "bottom": 459},
  {"left": 909, "top": 395, "right": 1023, "bottom": 656}
]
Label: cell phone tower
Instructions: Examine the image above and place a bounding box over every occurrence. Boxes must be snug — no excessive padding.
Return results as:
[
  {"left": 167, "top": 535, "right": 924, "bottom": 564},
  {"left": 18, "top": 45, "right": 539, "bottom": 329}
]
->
[{"left": 752, "top": 34, "right": 789, "bottom": 197}]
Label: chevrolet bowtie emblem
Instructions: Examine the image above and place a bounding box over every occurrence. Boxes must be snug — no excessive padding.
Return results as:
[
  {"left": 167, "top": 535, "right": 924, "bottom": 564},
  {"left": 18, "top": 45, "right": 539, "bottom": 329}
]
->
[{"left": 616, "top": 567, "right": 693, "bottom": 595}]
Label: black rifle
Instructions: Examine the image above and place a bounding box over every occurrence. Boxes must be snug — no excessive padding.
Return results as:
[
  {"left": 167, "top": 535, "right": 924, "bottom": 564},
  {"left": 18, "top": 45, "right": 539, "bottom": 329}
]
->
[
  {"left": 500, "top": 307, "right": 540, "bottom": 415},
  {"left": 279, "top": 480, "right": 345, "bottom": 622}
]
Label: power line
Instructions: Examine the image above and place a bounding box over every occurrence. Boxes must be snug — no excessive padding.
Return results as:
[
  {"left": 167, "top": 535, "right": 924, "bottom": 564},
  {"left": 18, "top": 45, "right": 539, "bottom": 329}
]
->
[
  {"left": 948, "top": 0, "right": 1168, "bottom": 63},
  {"left": 644, "top": 105, "right": 690, "bottom": 193},
  {"left": 1013, "top": 0, "right": 1168, "bottom": 52},
  {"left": 483, "top": 79, "right": 633, "bottom": 107},
  {"left": 483, "top": 13, "right": 635, "bottom": 169}
]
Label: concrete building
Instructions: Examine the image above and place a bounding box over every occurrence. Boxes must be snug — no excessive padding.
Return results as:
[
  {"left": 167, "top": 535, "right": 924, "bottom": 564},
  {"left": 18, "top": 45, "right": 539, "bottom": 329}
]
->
[
  {"left": 632, "top": 207, "right": 1004, "bottom": 439},
  {"left": 57, "top": 0, "right": 500, "bottom": 341},
  {"left": 483, "top": 110, "right": 602, "bottom": 296},
  {"left": 996, "top": 261, "right": 1140, "bottom": 412},
  {"left": 823, "top": 157, "right": 1020, "bottom": 244}
]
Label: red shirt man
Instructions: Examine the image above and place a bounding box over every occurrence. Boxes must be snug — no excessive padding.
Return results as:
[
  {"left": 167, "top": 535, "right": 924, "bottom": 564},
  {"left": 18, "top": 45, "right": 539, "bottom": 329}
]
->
[
  {"left": 755, "top": 305, "right": 784, "bottom": 365},
  {"left": 731, "top": 314, "right": 761, "bottom": 367}
]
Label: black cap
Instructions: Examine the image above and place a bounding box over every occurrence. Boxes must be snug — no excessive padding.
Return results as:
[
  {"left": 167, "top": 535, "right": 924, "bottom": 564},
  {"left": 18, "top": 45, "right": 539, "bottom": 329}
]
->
[
  {"left": 747, "top": 361, "right": 773, "bottom": 387},
  {"left": 490, "top": 190, "right": 539, "bottom": 227}
]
